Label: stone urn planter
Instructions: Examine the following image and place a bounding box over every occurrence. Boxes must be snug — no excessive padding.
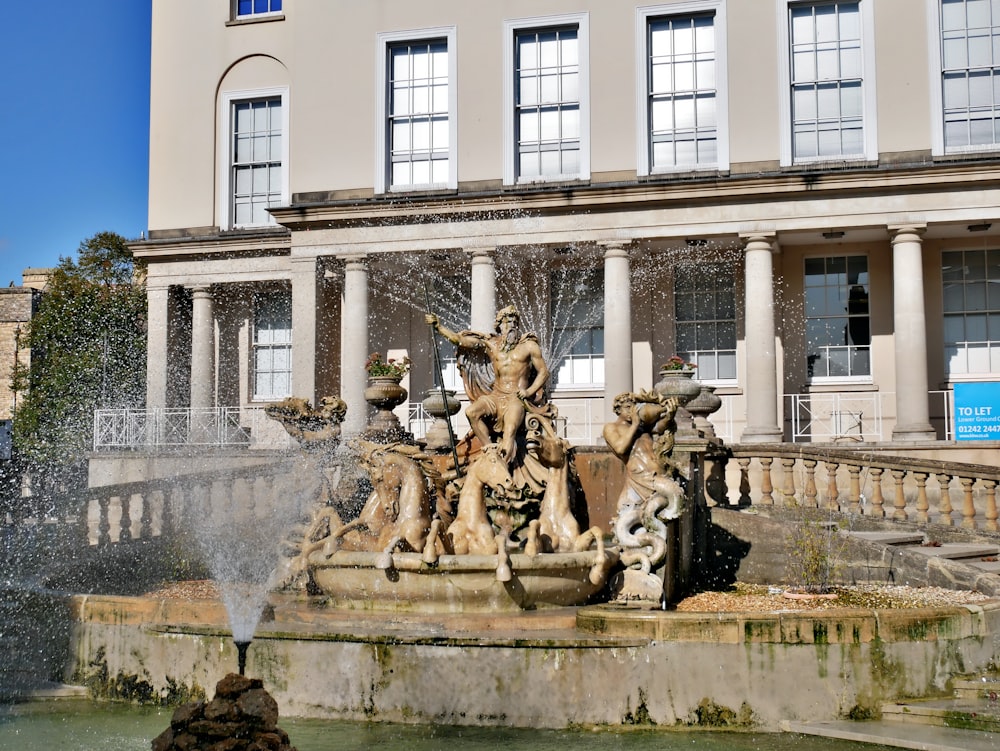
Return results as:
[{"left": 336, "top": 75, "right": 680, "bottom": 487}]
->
[
  {"left": 654, "top": 365, "right": 702, "bottom": 435},
  {"left": 421, "top": 387, "right": 461, "bottom": 451},
  {"left": 364, "top": 375, "right": 408, "bottom": 434},
  {"left": 653, "top": 368, "right": 702, "bottom": 406},
  {"left": 686, "top": 384, "right": 723, "bottom": 438}
]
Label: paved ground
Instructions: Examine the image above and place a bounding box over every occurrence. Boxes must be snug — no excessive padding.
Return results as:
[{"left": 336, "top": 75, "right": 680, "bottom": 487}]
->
[{"left": 784, "top": 719, "right": 999, "bottom": 751}]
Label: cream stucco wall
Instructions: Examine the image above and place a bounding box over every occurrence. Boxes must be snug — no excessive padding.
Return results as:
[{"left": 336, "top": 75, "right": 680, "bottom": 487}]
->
[
  {"left": 150, "top": 0, "right": 950, "bottom": 232},
  {"left": 137, "top": 0, "right": 1000, "bottom": 447}
]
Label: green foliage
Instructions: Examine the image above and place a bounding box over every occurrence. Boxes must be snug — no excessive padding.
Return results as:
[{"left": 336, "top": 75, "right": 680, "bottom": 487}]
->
[
  {"left": 12, "top": 232, "right": 146, "bottom": 471},
  {"left": 787, "top": 519, "right": 843, "bottom": 592}
]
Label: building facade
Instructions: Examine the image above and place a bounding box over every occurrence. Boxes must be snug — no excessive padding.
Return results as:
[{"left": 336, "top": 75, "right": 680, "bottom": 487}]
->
[
  {"left": 0, "top": 270, "right": 48, "bottom": 422},
  {"left": 134, "top": 0, "right": 1000, "bottom": 446}
]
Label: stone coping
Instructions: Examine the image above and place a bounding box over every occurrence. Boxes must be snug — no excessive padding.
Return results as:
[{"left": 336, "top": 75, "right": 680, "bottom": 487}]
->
[
  {"left": 69, "top": 593, "right": 1000, "bottom": 649},
  {"left": 576, "top": 600, "right": 1000, "bottom": 644}
]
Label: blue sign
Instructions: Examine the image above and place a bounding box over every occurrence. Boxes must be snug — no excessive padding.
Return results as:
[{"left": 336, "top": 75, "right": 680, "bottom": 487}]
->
[{"left": 953, "top": 382, "right": 1000, "bottom": 441}]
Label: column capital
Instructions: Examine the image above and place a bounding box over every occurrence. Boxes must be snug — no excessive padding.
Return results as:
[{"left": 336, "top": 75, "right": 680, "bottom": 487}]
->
[
  {"left": 464, "top": 246, "right": 496, "bottom": 258},
  {"left": 599, "top": 240, "right": 631, "bottom": 258},
  {"left": 342, "top": 254, "right": 368, "bottom": 270},
  {"left": 888, "top": 224, "right": 927, "bottom": 243},
  {"left": 738, "top": 232, "right": 777, "bottom": 250},
  {"left": 189, "top": 284, "right": 213, "bottom": 297}
]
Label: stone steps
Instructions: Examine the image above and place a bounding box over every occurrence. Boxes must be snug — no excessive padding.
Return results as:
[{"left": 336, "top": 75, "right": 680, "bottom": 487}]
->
[
  {"left": 786, "top": 677, "right": 1000, "bottom": 750},
  {"left": 784, "top": 718, "right": 999, "bottom": 751},
  {"left": 787, "top": 675, "right": 1000, "bottom": 749},
  {"left": 881, "top": 697, "right": 1000, "bottom": 733},
  {"left": 953, "top": 677, "right": 1000, "bottom": 701},
  {"left": 842, "top": 529, "right": 1000, "bottom": 578}
]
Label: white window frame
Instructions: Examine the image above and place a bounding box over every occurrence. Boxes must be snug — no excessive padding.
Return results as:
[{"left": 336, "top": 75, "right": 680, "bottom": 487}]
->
[
  {"left": 673, "top": 262, "right": 738, "bottom": 383},
  {"left": 941, "top": 246, "right": 1000, "bottom": 377},
  {"left": 636, "top": 1, "right": 730, "bottom": 176},
  {"left": 375, "top": 27, "right": 458, "bottom": 194},
  {"left": 503, "top": 13, "right": 591, "bottom": 186},
  {"left": 776, "top": 0, "right": 878, "bottom": 166},
  {"left": 927, "top": 0, "right": 1000, "bottom": 156},
  {"left": 218, "top": 87, "right": 290, "bottom": 231},
  {"left": 233, "top": 0, "right": 283, "bottom": 21},
  {"left": 251, "top": 289, "right": 293, "bottom": 402},
  {"left": 803, "top": 253, "right": 872, "bottom": 384},
  {"left": 551, "top": 267, "right": 605, "bottom": 391}
]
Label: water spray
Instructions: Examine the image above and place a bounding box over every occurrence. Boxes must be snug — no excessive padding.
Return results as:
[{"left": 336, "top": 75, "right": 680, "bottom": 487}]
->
[
  {"left": 424, "top": 285, "right": 463, "bottom": 476},
  {"left": 235, "top": 639, "right": 251, "bottom": 676}
]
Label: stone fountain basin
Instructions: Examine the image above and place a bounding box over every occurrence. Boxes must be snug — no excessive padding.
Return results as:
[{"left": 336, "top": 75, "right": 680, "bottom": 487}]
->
[{"left": 309, "top": 550, "right": 617, "bottom": 613}]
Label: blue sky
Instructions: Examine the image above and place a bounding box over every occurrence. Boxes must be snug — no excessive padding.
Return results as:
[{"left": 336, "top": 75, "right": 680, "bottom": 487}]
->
[{"left": 0, "top": 2, "right": 151, "bottom": 287}]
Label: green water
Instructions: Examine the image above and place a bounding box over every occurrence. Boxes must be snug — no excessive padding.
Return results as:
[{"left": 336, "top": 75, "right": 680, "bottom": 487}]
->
[{"left": 0, "top": 700, "right": 892, "bottom": 751}]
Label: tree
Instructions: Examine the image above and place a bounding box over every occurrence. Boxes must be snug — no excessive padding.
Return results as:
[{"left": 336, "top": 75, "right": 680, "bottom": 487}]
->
[{"left": 11, "top": 232, "right": 146, "bottom": 478}]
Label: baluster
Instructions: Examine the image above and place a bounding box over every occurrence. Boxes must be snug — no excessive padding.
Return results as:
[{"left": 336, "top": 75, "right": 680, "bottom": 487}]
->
[
  {"left": 782, "top": 458, "right": 797, "bottom": 506},
  {"left": 891, "top": 470, "right": 907, "bottom": 521},
  {"left": 983, "top": 480, "right": 998, "bottom": 533},
  {"left": 759, "top": 458, "right": 774, "bottom": 506},
  {"left": 936, "top": 473, "right": 954, "bottom": 526},
  {"left": 824, "top": 461, "right": 841, "bottom": 511},
  {"left": 802, "top": 460, "right": 818, "bottom": 508},
  {"left": 97, "top": 494, "right": 112, "bottom": 546},
  {"left": 736, "top": 457, "right": 752, "bottom": 507},
  {"left": 254, "top": 474, "right": 274, "bottom": 518},
  {"left": 140, "top": 490, "right": 154, "bottom": 539},
  {"left": 869, "top": 468, "right": 885, "bottom": 518},
  {"left": 163, "top": 485, "right": 180, "bottom": 537},
  {"left": 121, "top": 493, "right": 136, "bottom": 542},
  {"left": 145, "top": 489, "right": 160, "bottom": 537},
  {"left": 847, "top": 464, "right": 862, "bottom": 514},
  {"left": 913, "top": 473, "right": 929, "bottom": 524},
  {"left": 959, "top": 477, "right": 977, "bottom": 530},
  {"left": 237, "top": 477, "right": 256, "bottom": 521}
]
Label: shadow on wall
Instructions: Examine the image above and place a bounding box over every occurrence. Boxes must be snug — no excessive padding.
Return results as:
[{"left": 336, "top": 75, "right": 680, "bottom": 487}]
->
[
  {"left": 0, "top": 587, "right": 74, "bottom": 699},
  {"left": 698, "top": 519, "right": 753, "bottom": 592}
]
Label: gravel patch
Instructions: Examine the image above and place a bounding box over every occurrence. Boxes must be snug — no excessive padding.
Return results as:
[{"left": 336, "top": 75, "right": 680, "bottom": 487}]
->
[
  {"left": 146, "top": 580, "right": 993, "bottom": 613},
  {"left": 146, "top": 580, "right": 220, "bottom": 600},
  {"left": 674, "top": 582, "right": 993, "bottom": 613}
]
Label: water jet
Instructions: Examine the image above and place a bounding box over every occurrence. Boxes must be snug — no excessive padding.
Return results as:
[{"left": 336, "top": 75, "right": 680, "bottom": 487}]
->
[{"left": 235, "top": 639, "right": 250, "bottom": 676}]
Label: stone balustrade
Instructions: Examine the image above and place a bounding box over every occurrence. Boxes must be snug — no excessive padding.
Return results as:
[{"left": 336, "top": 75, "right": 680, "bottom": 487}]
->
[
  {"left": 725, "top": 445, "right": 1000, "bottom": 532},
  {"left": 4, "top": 446, "right": 997, "bottom": 576},
  {"left": 85, "top": 461, "right": 301, "bottom": 547}
]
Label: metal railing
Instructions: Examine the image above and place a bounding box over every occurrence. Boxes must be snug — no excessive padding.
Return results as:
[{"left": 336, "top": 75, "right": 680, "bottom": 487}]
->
[
  {"left": 787, "top": 392, "right": 884, "bottom": 442},
  {"left": 787, "top": 390, "right": 956, "bottom": 443},
  {"left": 93, "top": 407, "right": 280, "bottom": 450},
  {"left": 93, "top": 389, "right": 958, "bottom": 451}
]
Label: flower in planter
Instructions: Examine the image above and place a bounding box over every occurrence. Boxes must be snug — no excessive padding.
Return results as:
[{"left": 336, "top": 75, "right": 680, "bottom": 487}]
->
[
  {"left": 661, "top": 355, "right": 696, "bottom": 372},
  {"left": 365, "top": 352, "right": 411, "bottom": 378}
]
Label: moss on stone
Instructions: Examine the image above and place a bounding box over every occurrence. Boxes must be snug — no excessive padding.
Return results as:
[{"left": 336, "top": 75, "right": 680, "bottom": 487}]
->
[
  {"left": 621, "top": 688, "right": 656, "bottom": 726},
  {"left": 687, "top": 697, "right": 756, "bottom": 728},
  {"left": 72, "top": 646, "right": 204, "bottom": 706},
  {"left": 845, "top": 703, "right": 880, "bottom": 720}
]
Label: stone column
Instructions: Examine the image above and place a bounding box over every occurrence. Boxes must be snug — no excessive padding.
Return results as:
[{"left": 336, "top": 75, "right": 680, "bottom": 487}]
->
[
  {"left": 468, "top": 248, "right": 497, "bottom": 332},
  {"left": 889, "top": 225, "right": 936, "bottom": 441},
  {"left": 740, "top": 234, "right": 783, "bottom": 442},
  {"left": 146, "top": 286, "right": 169, "bottom": 409},
  {"left": 189, "top": 285, "right": 215, "bottom": 410},
  {"left": 341, "top": 256, "right": 369, "bottom": 437},
  {"left": 290, "top": 257, "right": 319, "bottom": 404},
  {"left": 602, "top": 241, "right": 633, "bottom": 424}
]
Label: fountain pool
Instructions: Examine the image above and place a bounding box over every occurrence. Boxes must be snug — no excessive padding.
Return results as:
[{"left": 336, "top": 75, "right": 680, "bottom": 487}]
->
[{"left": 0, "top": 700, "right": 895, "bottom": 751}]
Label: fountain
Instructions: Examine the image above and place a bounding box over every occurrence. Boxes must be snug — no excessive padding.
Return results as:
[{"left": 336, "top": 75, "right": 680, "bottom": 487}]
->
[
  {"left": 10, "top": 249, "right": 999, "bottom": 741},
  {"left": 276, "top": 304, "right": 626, "bottom": 612}
]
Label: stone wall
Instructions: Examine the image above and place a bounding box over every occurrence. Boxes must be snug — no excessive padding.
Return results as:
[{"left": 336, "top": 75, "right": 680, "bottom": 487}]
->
[
  {"left": 65, "top": 592, "right": 1000, "bottom": 731},
  {"left": 0, "top": 284, "right": 40, "bottom": 421}
]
